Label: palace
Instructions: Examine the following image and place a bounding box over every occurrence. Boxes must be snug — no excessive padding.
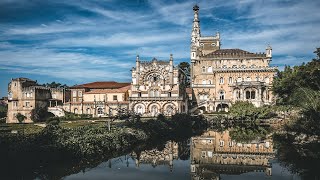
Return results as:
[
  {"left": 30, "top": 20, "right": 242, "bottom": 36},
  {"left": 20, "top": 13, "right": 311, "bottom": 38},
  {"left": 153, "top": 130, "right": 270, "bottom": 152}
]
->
[
  {"left": 5, "top": 5, "right": 278, "bottom": 122},
  {"left": 190, "top": 5, "right": 276, "bottom": 112},
  {"left": 129, "top": 55, "right": 188, "bottom": 116}
]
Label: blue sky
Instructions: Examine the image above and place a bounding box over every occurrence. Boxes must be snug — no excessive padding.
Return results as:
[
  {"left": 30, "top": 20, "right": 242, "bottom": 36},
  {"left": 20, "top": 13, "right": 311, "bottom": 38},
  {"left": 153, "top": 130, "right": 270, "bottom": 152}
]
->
[{"left": 0, "top": 0, "right": 319, "bottom": 97}]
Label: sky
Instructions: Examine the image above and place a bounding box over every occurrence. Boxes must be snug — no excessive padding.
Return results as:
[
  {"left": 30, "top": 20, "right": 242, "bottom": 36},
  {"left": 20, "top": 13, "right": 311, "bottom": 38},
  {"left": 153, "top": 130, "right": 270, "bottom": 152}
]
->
[{"left": 0, "top": 0, "right": 319, "bottom": 97}]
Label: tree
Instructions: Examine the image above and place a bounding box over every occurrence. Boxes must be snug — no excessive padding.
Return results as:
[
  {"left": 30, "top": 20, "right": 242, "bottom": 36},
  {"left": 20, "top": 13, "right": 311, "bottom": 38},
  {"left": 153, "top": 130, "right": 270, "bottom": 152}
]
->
[
  {"left": 31, "top": 107, "right": 55, "bottom": 122},
  {"left": 16, "top": 113, "right": 26, "bottom": 123},
  {"left": 178, "top": 62, "right": 191, "bottom": 87},
  {"left": 0, "top": 105, "right": 7, "bottom": 119},
  {"left": 43, "top": 81, "right": 69, "bottom": 88}
]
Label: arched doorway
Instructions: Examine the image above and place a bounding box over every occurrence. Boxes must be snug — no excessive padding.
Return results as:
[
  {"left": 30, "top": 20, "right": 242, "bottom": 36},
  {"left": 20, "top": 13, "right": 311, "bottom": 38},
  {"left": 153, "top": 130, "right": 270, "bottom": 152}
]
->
[{"left": 216, "top": 104, "right": 229, "bottom": 112}]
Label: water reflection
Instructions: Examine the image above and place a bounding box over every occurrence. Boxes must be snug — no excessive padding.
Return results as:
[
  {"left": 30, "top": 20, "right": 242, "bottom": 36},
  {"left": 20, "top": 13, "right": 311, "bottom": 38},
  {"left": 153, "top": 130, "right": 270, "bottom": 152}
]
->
[
  {"left": 132, "top": 141, "right": 179, "bottom": 171},
  {"left": 190, "top": 130, "right": 275, "bottom": 179}
]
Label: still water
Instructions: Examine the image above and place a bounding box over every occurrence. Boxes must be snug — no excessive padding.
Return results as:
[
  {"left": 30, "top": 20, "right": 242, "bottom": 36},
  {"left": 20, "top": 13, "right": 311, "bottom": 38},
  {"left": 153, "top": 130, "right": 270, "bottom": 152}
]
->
[{"left": 64, "top": 129, "right": 303, "bottom": 180}]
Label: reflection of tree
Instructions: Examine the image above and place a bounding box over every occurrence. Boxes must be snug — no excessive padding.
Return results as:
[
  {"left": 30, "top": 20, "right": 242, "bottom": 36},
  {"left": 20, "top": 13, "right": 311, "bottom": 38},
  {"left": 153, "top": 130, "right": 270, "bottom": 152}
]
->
[{"left": 274, "top": 134, "right": 320, "bottom": 179}]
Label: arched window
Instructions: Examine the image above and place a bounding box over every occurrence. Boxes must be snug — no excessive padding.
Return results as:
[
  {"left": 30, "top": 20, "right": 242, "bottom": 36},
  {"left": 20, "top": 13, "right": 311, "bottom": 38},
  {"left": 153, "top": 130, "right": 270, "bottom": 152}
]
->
[
  {"left": 74, "top": 108, "right": 78, "bottom": 114},
  {"left": 219, "top": 77, "right": 224, "bottom": 84},
  {"left": 246, "top": 91, "right": 251, "bottom": 99},
  {"left": 202, "top": 66, "right": 206, "bottom": 73},
  {"left": 86, "top": 108, "right": 91, "bottom": 114},
  {"left": 98, "top": 108, "right": 104, "bottom": 115},
  {"left": 137, "top": 105, "right": 144, "bottom": 114},
  {"left": 228, "top": 77, "right": 233, "bottom": 84},
  {"left": 138, "top": 92, "right": 141, "bottom": 97},
  {"left": 208, "top": 66, "right": 212, "bottom": 73},
  {"left": 219, "top": 91, "right": 225, "bottom": 100},
  {"left": 236, "top": 90, "right": 240, "bottom": 99},
  {"left": 202, "top": 80, "right": 206, "bottom": 85},
  {"left": 208, "top": 80, "right": 212, "bottom": 84},
  {"left": 154, "top": 90, "right": 159, "bottom": 97},
  {"left": 232, "top": 65, "right": 237, "bottom": 68},
  {"left": 246, "top": 77, "right": 251, "bottom": 81},
  {"left": 222, "top": 65, "right": 227, "bottom": 68},
  {"left": 150, "top": 90, "right": 154, "bottom": 97},
  {"left": 251, "top": 91, "right": 256, "bottom": 99},
  {"left": 256, "top": 76, "right": 259, "bottom": 81},
  {"left": 237, "top": 77, "right": 242, "bottom": 82},
  {"left": 241, "top": 65, "right": 246, "bottom": 68}
]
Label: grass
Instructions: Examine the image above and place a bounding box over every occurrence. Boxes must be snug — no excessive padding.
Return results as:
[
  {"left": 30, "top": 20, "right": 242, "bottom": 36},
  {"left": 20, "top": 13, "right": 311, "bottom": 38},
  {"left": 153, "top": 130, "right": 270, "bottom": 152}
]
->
[{"left": 0, "top": 123, "right": 44, "bottom": 135}]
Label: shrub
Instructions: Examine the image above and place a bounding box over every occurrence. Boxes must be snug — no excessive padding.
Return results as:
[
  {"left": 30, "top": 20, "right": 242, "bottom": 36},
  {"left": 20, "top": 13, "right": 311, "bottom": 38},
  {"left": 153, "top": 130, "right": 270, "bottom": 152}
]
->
[{"left": 31, "top": 107, "right": 55, "bottom": 122}]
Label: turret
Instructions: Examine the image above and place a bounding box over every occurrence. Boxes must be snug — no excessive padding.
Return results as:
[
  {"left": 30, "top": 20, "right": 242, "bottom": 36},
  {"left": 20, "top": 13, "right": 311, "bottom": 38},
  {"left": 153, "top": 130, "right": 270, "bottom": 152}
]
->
[
  {"left": 136, "top": 55, "right": 140, "bottom": 72},
  {"left": 266, "top": 45, "right": 272, "bottom": 58}
]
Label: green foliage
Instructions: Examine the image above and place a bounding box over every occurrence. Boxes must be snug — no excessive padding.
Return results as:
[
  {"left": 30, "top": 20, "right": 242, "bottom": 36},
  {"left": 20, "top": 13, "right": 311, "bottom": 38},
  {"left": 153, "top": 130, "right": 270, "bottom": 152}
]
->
[
  {"left": 273, "top": 48, "right": 320, "bottom": 105},
  {"left": 229, "top": 123, "right": 270, "bottom": 142},
  {"left": 42, "top": 81, "right": 68, "bottom": 88},
  {"left": 0, "top": 105, "right": 7, "bottom": 119},
  {"left": 15, "top": 113, "right": 26, "bottom": 123},
  {"left": 31, "top": 107, "right": 55, "bottom": 122},
  {"left": 156, "top": 114, "right": 166, "bottom": 121}
]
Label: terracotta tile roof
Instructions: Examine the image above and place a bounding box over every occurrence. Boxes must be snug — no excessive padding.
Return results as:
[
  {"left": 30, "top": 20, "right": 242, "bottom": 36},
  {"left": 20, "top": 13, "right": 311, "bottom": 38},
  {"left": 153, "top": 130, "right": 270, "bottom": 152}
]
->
[
  {"left": 70, "top": 81, "right": 130, "bottom": 89},
  {"left": 202, "top": 48, "right": 265, "bottom": 58},
  {"left": 85, "top": 85, "right": 131, "bottom": 94}
]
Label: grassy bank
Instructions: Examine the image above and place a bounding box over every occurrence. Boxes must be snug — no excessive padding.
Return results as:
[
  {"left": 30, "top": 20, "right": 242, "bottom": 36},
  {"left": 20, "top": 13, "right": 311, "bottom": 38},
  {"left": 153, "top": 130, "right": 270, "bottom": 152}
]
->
[{"left": 0, "top": 114, "right": 206, "bottom": 179}]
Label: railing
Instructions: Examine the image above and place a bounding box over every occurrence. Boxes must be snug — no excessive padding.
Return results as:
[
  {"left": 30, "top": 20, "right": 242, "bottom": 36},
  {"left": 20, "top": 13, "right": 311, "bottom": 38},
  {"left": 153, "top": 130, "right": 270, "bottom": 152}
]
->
[
  {"left": 192, "top": 84, "right": 215, "bottom": 88},
  {"left": 129, "top": 97, "right": 184, "bottom": 101}
]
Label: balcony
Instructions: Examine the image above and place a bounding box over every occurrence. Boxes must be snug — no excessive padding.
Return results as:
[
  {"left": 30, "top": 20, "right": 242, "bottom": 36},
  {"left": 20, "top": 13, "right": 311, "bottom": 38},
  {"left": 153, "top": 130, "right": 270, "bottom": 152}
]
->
[
  {"left": 129, "top": 97, "right": 184, "bottom": 101},
  {"left": 192, "top": 84, "right": 215, "bottom": 88}
]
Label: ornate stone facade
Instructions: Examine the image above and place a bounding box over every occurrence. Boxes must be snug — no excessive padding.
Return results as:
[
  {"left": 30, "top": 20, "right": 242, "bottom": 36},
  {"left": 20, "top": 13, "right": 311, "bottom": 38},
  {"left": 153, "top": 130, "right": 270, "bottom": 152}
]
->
[
  {"left": 7, "top": 78, "right": 69, "bottom": 123},
  {"left": 129, "top": 55, "right": 188, "bottom": 116},
  {"left": 190, "top": 5, "right": 276, "bottom": 112}
]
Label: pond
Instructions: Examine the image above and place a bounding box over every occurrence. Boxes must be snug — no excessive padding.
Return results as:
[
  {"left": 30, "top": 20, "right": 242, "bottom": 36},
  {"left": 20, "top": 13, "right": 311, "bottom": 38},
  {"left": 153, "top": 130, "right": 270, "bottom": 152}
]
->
[
  {"left": 1, "top": 125, "right": 319, "bottom": 180},
  {"left": 63, "top": 129, "right": 304, "bottom": 180}
]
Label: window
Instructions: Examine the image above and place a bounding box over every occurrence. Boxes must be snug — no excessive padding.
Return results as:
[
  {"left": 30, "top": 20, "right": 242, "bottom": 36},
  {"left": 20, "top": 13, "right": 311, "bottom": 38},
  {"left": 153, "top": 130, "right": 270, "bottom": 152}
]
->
[
  {"left": 211, "top": 43, "right": 216, "bottom": 46},
  {"left": 202, "top": 80, "right": 206, "bottom": 85},
  {"left": 236, "top": 90, "right": 240, "bottom": 99},
  {"left": 73, "top": 98, "right": 76, "bottom": 102},
  {"left": 72, "top": 91, "right": 77, "bottom": 97},
  {"left": 138, "top": 92, "right": 141, "bottom": 97},
  {"left": 208, "top": 66, "right": 212, "bottom": 73},
  {"left": 74, "top": 108, "right": 78, "bottom": 114},
  {"left": 168, "top": 92, "right": 172, "bottom": 97},
  {"left": 219, "top": 140, "right": 224, "bottom": 147},
  {"left": 208, "top": 80, "right": 212, "bottom": 84},
  {"left": 246, "top": 77, "right": 251, "bottom": 81},
  {"left": 202, "top": 66, "right": 206, "bottom": 73},
  {"left": 78, "top": 91, "right": 83, "bottom": 97},
  {"left": 150, "top": 90, "right": 154, "bottom": 97},
  {"left": 219, "top": 91, "right": 225, "bottom": 100},
  {"left": 237, "top": 77, "right": 242, "bottom": 82},
  {"left": 251, "top": 91, "right": 256, "bottom": 99},
  {"left": 241, "top": 65, "right": 246, "bottom": 68},
  {"left": 25, "top": 102, "right": 30, "bottom": 107},
  {"left": 229, "top": 141, "right": 233, "bottom": 147},
  {"left": 52, "top": 94, "right": 57, "bottom": 99},
  {"left": 222, "top": 65, "right": 227, "bottom": 68},
  {"left": 86, "top": 108, "right": 91, "bottom": 114},
  {"left": 256, "top": 76, "right": 259, "bottom": 81},
  {"left": 113, "top": 95, "right": 118, "bottom": 101},
  {"left": 201, "top": 151, "right": 206, "bottom": 158},
  {"left": 155, "top": 90, "right": 159, "bottom": 97},
  {"left": 79, "top": 98, "right": 82, "bottom": 102},
  {"left": 219, "top": 77, "right": 224, "bottom": 84},
  {"left": 13, "top": 101, "right": 18, "bottom": 107},
  {"left": 232, "top": 65, "right": 237, "bottom": 68},
  {"left": 265, "top": 77, "right": 270, "bottom": 83},
  {"left": 228, "top": 77, "right": 233, "bottom": 84},
  {"left": 98, "top": 108, "right": 103, "bottom": 115},
  {"left": 26, "top": 93, "right": 30, "bottom": 98},
  {"left": 14, "top": 82, "right": 17, "bottom": 87},
  {"left": 246, "top": 91, "right": 251, "bottom": 99}
]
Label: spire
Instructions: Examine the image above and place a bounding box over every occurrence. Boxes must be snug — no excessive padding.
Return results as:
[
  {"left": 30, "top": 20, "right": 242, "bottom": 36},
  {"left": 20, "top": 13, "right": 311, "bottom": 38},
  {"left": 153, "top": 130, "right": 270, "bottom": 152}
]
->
[{"left": 191, "top": 4, "right": 201, "bottom": 47}]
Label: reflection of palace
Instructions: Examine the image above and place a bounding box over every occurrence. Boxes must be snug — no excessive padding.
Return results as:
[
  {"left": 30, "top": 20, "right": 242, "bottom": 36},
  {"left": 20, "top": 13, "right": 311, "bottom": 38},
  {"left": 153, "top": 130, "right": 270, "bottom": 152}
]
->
[
  {"left": 131, "top": 141, "right": 179, "bottom": 171},
  {"left": 190, "top": 130, "right": 274, "bottom": 179}
]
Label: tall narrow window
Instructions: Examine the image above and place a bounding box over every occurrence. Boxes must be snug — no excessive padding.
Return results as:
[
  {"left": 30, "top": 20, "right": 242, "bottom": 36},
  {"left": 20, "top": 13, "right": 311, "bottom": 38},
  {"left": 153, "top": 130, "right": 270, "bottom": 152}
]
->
[
  {"left": 251, "top": 91, "right": 256, "bottom": 99},
  {"left": 168, "top": 92, "right": 172, "bottom": 97},
  {"left": 138, "top": 92, "right": 142, "bottom": 97},
  {"left": 228, "top": 77, "right": 233, "bottom": 84},
  {"left": 202, "top": 80, "right": 206, "bottom": 85},
  {"left": 246, "top": 91, "right": 250, "bottom": 99},
  {"left": 208, "top": 66, "right": 212, "bottom": 73},
  {"left": 202, "top": 66, "right": 206, "bottom": 73},
  {"left": 219, "top": 91, "right": 225, "bottom": 100},
  {"left": 113, "top": 95, "right": 117, "bottom": 101},
  {"left": 219, "top": 77, "right": 224, "bottom": 84}
]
